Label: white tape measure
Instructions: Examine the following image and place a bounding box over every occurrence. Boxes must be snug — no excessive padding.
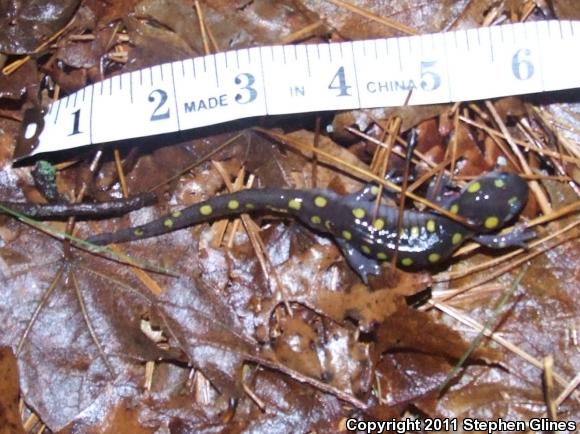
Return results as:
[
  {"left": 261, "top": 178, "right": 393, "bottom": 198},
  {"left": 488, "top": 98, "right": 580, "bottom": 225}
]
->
[{"left": 21, "top": 20, "right": 580, "bottom": 158}]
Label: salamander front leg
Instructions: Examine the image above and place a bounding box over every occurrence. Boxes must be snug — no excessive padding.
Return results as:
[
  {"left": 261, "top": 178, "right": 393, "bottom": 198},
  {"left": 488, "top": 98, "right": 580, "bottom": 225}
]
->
[
  {"left": 473, "top": 226, "right": 535, "bottom": 249},
  {"left": 335, "top": 238, "right": 381, "bottom": 284},
  {"left": 346, "top": 170, "right": 416, "bottom": 204},
  {"left": 346, "top": 184, "right": 381, "bottom": 203},
  {"left": 426, "top": 173, "right": 459, "bottom": 207}
]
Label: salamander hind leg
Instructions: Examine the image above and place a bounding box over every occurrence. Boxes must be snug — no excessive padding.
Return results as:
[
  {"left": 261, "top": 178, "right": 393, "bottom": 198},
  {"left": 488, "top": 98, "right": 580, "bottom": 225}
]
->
[
  {"left": 335, "top": 238, "right": 381, "bottom": 284},
  {"left": 451, "top": 172, "right": 529, "bottom": 228},
  {"left": 473, "top": 225, "right": 535, "bottom": 249}
]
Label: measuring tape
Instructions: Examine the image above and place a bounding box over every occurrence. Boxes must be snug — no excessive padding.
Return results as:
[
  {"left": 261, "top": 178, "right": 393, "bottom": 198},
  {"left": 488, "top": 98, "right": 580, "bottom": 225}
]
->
[{"left": 19, "top": 20, "right": 580, "bottom": 159}]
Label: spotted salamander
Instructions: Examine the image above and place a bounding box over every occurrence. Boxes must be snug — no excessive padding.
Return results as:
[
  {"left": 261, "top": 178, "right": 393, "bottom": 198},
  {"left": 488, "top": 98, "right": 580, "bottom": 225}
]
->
[{"left": 86, "top": 172, "right": 531, "bottom": 282}]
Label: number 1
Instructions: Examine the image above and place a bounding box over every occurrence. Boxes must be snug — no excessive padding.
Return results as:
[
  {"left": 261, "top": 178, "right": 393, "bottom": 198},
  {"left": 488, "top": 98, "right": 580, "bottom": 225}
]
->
[{"left": 69, "top": 109, "right": 81, "bottom": 136}]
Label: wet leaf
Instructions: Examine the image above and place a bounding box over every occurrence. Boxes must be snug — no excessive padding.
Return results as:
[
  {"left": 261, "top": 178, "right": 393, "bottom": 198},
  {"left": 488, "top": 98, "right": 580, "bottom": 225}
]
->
[
  {"left": 0, "top": 347, "right": 25, "bottom": 434},
  {"left": 156, "top": 277, "right": 259, "bottom": 396},
  {"left": 553, "top": 0, "right": 580, "bottom": 19},
  {"left": 135, "top": 0, "right": 321, "bottom": 56},
  {"left": 0, "top": 0, "right": 81, "bottom": 55},
  {"left": 124, "top": 16, "right": 195, "bottom": 70},
  {"left": 0, "top": 60, "right": 39, "bottom": 100},
  {"left": 271, "top": 307, "right": 372, "bottom": 396},
  {"left": 302, "top": 0, "right": 494, "bottom": 39},
  {"left": 372, "top": 304, "right": 500, "bottom": 406},
  {"left": 0, "top": 224, "right": 172, "bottom": 430},
  {"left": 1, "top": 0, "right": 579, "bottom": 431}
]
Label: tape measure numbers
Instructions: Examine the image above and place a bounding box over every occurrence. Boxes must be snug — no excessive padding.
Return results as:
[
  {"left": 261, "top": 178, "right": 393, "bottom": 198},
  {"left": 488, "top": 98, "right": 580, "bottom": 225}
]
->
[{"left": 22, "top": 20, "right": 580, "bottom": 157}]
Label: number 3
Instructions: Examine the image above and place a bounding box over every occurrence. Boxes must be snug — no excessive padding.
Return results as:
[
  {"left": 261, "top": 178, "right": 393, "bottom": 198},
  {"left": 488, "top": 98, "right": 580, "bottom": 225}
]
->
[{"left": 235, "top": 73, "right": 257, "bottom": 104}]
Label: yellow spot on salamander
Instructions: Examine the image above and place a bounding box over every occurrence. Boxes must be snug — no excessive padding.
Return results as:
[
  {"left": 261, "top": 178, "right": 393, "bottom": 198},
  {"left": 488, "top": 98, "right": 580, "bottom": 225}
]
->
[
  {"left": 452, "top": 232, "right": 463, "bottom": 245},
  {"left": 325, "top": 220, "right": 333, "bottom": 230},
  {"left": 484, "top": 216, "right": 499, "bottom": 229},
  {"left": 410, "top": 226, "right": 420, "bottom": 237},
  {"left": 314, "top": 196, "right": 327, "bottom": 207},
  {"left": 352, "top": 208, "right": 365, "bottom": 219},
  {"left": 245, "top": 203, "right": 255, "bottom": 209},
  {"left": 508, "top": 196, "right": 519, "bottom": 206},
  {"left": 342, "top": 230, "right": 352, "bottom": 241},
  {"left": 370, "top": 185, "right": 380, "bottom": 196},
  {"left": 494, "top": 178, "right": 506, "bottom": 188},
  {"left": 426, "top": 219, "right": 436, "bottom": 233},
  {"left": 372, "top": 218, "right": 385, "bottom": 231},
  {"left": 228, "top": 199, "right": 240, "bottom": 210},
  {"left": 288, "top": 198, "right": 302, "bottom": 210},
  {"left": 361, "top": 245, "right": 371, "bottom": 255},
  {"left": 164, "top": 218, "right": 174, "bottom": 228},
  {"left": 467, "top": 181, "right": 481, "bottom": 193},
  {"left": 200, "top": 204, "right": 213, "bottom": 215},
  {"left": 450, "top": 204, "right": 459, "bottom": 214},
  {"left": 401, "top": 257, "right": 413, "bottom": 266},
  {"left": 310, "top": 215, "right": 321, "bottom": 225},
  {"left": 376, "top": 252, "right": 387, "bottom": 260},
  {"left": 134, "top": 228, "right": 144, "bottom": 236},
  {"left": 171, "top": 210, "right": 182, "bottom": 218},
  {"left": 428, "top": 252, "right": 440, "bottom": 263}
]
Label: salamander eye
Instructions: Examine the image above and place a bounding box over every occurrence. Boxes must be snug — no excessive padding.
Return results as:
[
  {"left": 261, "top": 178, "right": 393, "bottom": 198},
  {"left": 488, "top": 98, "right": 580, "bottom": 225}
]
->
[{"left": 452, "top": 172, "right": 528, "bottom": 231}]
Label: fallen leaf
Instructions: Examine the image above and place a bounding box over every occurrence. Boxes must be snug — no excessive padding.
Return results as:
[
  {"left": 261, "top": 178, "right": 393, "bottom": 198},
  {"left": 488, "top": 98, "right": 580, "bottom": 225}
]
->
[
  {"left": 0, "top": 347, "right": 25, "bottom": 434},
  {"left": 0, "top": 0, "right": 80, "bottom": 54}
]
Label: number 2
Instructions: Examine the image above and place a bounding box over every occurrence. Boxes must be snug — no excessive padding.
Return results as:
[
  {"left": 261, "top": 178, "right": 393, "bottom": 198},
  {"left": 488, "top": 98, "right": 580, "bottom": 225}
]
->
[{"left": 148, "top": 89, "right": 170, "bottom": 121}]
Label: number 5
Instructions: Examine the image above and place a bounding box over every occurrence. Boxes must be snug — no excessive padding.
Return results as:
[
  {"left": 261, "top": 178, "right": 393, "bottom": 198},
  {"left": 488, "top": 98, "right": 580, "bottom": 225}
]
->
[{"left": 420, "top": 61, "right": 440, "bottom": 92}]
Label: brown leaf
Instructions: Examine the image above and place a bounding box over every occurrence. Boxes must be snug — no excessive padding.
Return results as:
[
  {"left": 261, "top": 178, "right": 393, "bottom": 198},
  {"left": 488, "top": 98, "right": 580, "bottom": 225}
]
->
[
  {"left": 376, "top": 352, "right": 451, "bottom": 406},
  {"left": 56, "top": 27, "right": 116, "bottom": 69},
  {"left": 59, "top": 394, "right": 155, "bottom": 434},
  {"left": 0, "top": 347, "right": 25, "bottom": 434},
  {"left": 138, "top": 0, "right": 321, "bottom": 53},
  {"left": 239, "top": 370, "right": 347, "bottom": 433},
  {"left": 0, "top": 60, "right": 39, "bottom": 100},
  {"left": 123, "top": 16, "right": 195, "bottom": 70},
  {"left": 316, "top": 278, "right": 428, "bottom": 331},
  {"left": 332, "top": 105, "right": 452, "bottom": 142},
  {"left": 156, "top": 278, "right": 259, "bottom": 396},
  {"left": 0, "top": 225, "right": 171, "bottom": 430},
  {"left": 553, "top": 0, "right": 580, "bottom": 19},
  {"left": 0, "top": 0, "right": 81, "bottom": 54},
  {"left": 421, "top": 231, "right": 579, "bottom": 420},
  {"left": 370, "top": 303, "right": 501, "bottom": 406},
  {"left": 83, "top": 0, "right": 142, "bottom": 27},
  {"left": 302, "top": 0, "right": 495, "bottom": 39},
  {"left": 2, "top": 1, "right": 579, "bottom": 429},
  {"left": 374, "top": 304, "right": 493, "bottom": 361},
  {"left": 270, "top": 307, "right": 372, "bottom": 396}
]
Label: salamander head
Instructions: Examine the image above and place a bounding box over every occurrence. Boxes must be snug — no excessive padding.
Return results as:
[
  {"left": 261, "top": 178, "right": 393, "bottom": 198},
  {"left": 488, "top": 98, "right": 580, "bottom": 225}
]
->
[{"left": 450, "top": 172, "right": 528, "bottom": 232}]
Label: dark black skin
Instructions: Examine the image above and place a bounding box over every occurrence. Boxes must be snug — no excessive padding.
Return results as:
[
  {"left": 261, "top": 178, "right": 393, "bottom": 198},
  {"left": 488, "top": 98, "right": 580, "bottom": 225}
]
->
[
  {"left": 86, "top": 172, "right": 532, "bottom": 282},
  {"left": 0, "top": 193, "right": 157, "bottom": 219}
]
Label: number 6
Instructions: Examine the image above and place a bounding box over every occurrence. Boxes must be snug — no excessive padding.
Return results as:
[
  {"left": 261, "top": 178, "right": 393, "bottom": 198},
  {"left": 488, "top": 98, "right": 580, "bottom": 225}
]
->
[{"left": 511, "top": 48, "right": 534, "bottom": 81}]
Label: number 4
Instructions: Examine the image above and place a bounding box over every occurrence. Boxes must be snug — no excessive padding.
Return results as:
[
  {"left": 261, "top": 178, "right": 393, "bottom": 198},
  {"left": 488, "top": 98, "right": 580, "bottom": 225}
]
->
[{"left": 328, "top": 66, "right": 352, "bottom": 96}]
